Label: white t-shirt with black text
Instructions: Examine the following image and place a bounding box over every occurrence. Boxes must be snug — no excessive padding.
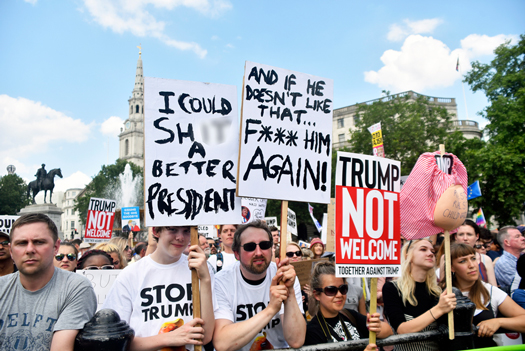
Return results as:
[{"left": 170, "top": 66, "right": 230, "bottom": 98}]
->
[
  {"left": 214, "top": 261, "right": 303, "bottom": 351},
  {"left": 208, "top": 251, "right": 237, "bottom": 273},
  {"left": 103, "top": 255, "right": 216, "bottom": 350}
]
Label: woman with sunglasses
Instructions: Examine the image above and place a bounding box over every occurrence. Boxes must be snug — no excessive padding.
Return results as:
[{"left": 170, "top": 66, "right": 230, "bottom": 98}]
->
[
  {"left": 53, "top": 242, "right": 78, "bottom": 272},
  {"left": 77, "top": 249, "right": 115, "bottom": 270},
  {"left": 441, "top": 243, "right": 525, "bottom": 348},
  {"left": 304, "top": 261, "right": 391, "bottom": 348},
  {"left": 383, "top": 239, "right": 456, "bottom": 351},
  {"left": 286, "top": 242, "right": 303, "bottom": 262}
]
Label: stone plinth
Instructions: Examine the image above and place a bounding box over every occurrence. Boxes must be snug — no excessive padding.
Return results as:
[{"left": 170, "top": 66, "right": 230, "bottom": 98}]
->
[{"left": 18, "top": 204, "right": 64, "bottom": 239}]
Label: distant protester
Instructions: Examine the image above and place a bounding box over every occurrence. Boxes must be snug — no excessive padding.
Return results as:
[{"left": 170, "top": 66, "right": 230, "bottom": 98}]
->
[
  {"left": 93, "top": 242, "right": 127, "bottom": 269},
  {"left": 77, "top": 249, "right": 115, "bottom": 270},
  {"left": 54, "top": 242, "right": 78, "bottom": 272},
  {"left": 310, "top": 238, "right": 325, "bottom": 259}
]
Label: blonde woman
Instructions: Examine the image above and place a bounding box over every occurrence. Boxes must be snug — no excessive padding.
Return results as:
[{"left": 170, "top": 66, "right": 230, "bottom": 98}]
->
[
  {"left": 383, "top": 239, "right": 456, "bottom": 351},
  {"left": 93, "top": 242, "right": 127, "bottom": 269}
]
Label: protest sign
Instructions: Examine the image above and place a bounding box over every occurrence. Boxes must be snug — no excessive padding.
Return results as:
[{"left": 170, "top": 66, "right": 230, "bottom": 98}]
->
[
  {"left": 0, "top": 215, "right": 19, "bottom": 234},
  {"left": 291, "top": 258, "right": 328, "bottom": 287},
  {"left": 121, "top": 206, "right": 140, "bottom": 232},
  {"left": 198, "top": 225, "right": 216, "bottom": 238},
  {"left": 264, "top": 216, "right": 278, "bottom": 228},
  {"left": 287, "top": 207, "right": 297, "bottom": 236},
  {"left": 237, "top": 61, "right": 333, "bottom": 204},
  {"left": 241, "top": 197, "right": 267, "bottom": 224},
  {"left": 144, "top": 77, "right": 241, "bottom": 226},
  {"left": 335, "top": 152, "right": 401, "bottom": 277},
  {"left": 77, "top": 270, "right": 121, "bottom": 311},
  {"left": 367, "top": 122, "right": 384, "bottom": 157},
  {"left": 85, "top": 198, "right": 116, "bottom": 243}
]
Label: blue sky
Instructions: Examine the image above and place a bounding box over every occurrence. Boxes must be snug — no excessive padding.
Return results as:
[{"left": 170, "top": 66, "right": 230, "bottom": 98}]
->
[{"left": 1, "top": 0, "right": 523, "bottom": 195}]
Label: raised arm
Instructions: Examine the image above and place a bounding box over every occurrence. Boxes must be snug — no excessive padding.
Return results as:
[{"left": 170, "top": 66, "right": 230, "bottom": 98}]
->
[{"left": 213, "top": 273, "right": 289, "bottom": 351}]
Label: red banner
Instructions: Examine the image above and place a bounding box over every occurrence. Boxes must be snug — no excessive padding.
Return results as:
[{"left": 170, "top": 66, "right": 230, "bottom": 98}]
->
[{"left": 85, "top": 198, "right": 116, "bottom": 243}]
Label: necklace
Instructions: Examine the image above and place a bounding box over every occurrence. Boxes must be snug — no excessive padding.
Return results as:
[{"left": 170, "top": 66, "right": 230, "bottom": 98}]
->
[{"left": 317, "top": 311, "right": 351, "bottom": 342}]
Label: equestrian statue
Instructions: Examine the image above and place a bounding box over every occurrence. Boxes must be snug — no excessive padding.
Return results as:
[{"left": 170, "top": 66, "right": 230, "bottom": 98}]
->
[{"left": 27, "top": 164, "right": 63, "bottom": 204}]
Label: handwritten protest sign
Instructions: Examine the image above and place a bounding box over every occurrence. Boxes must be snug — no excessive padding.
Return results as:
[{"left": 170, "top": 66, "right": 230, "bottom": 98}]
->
[
  {"left": 77, "top": 270, "right": 121, "bottom": 311},
  {"left": 287, "top": 207, "right": 297, "bottom": 236},
  {"left": 85, "top": 198, "right": 116, "bottom": 243},
  {"left": 335, "top": 152, "right": 401, "bottom": 277},
  {"left": 241, "top": 197, "right": 267, "bottom": 223},
  {"left": 264, "top": 216, "right": 277, "bottom": 228},
  {"left": 237, "top": 62, "right": 333, "bottom": 204},
  {"left": 121, "top": 206, "right": 140, "bottom": 232},
  {"left": 144, "top": 77, "right": 241, "bottom": 226},
  {"left": 291, "top": 258, "right": 328, "bottom": 287},
  {"left": 0, "top": 215, "right": 19, "bottom": 234},
  {"left": 198, "top": 225, "right": 216, "bottom": 238}
]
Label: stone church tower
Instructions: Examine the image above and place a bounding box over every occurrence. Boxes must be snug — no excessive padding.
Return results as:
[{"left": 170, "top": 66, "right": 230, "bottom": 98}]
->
[{"left": 119, "top": 48, "right": 144, "bottom": 167}]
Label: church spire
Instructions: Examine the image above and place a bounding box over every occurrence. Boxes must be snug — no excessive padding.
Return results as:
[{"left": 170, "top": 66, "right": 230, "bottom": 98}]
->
[{"left": 133, "top": 45, "right": 143, "bottom": 98}]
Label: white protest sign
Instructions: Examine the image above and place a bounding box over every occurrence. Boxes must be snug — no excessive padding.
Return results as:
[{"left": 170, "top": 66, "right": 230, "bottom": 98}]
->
[
  {"left": 144, "top": 77, "right": 241, "bottom": 226},
  {"left": 241, "top": 198, "right": 267, "bottom": 224},
  {"left": 77, "top": 269, "right": 121, "bottom": 311},
  {"left": 0, "top": 215, "right": 19, "bottom": 235},
  {"left": 85, "top": 198, "right": 116, "bottom": 243},
  {"left": 335, "top": 152, "right": 401, "bottom": 277},
  {"left": 238, "top": 61, "right": 333, "bottom": 204},
  {"left": 198, "top": 225, "right": 217, "bottom": 238},
  {"left": 287, "top": 207, "right": 297, "bottom": 237},
  {"left": 265, "top": 216, "right": 278, "bottom": 228}
]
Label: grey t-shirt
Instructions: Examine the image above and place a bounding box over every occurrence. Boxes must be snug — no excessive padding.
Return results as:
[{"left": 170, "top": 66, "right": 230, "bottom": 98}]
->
[{"left": 0, "top": 267, "right": 97, "bottom": 350}]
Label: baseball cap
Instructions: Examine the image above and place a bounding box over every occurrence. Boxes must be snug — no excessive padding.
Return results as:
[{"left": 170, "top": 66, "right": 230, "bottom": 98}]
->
[{"left": 0, "top": 231, "right": 9, "bottom": 241}]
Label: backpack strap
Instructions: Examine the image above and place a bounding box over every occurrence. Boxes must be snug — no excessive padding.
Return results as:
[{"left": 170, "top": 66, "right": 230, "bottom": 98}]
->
[
  {"left": 216, "top": 252, "right": 224, "bottom": 272},
  {"left": 339, "top": 308, "right": 357, "bottom": 327}
]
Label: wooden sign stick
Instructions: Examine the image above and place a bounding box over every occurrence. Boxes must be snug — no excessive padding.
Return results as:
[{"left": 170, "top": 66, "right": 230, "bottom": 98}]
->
[
  {"left": 440, "top": 144, "right": 455, "bottom": 340},
  {"left": 190, "top": 226, "right": 202, "bottom": 351},
  {"left": 280, "top": 200, "right": 289, "bottom": 261},
  {"left": 369, "top": 278, "right": 378, "bottom": 344}
]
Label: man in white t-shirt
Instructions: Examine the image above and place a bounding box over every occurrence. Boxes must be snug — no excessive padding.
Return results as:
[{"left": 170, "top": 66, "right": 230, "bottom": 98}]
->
[
  {"left": 213, "top": 220, "right": 305, "bottom": 351},
  {"left": 208, "top": 224, "right": 237, "bottom": 273},
  {"left": 103, "top": 226, "right": 215, "bottom": 351}
]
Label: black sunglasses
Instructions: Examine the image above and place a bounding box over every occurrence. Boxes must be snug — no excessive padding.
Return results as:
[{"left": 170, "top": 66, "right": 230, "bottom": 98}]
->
[
  {"left": 286, "top": 251, "right": 302, "bottom": 258},
  {"left": 55, "top": 253, "right": 77, "bottom": 261},
  {"left": 315, "top": 284, "right": 349, "bottom": 296},
  {"left": 242, "top": 241, "right": 272, "bottom": 252},
  {"left": 83, "top": 265, "right": 114, "bottom": 270},
  {"left": 0, "top": 240, "right": 9, "bottom": 246}
]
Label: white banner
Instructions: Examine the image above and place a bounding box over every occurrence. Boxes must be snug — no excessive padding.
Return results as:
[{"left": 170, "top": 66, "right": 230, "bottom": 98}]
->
[
  {"left": 144, "top": 77, "right": 241, "bottom": 226},
  {"left": 237, "top": 61, "right": 333, "bottom": 204},
  {"left": 77, "top": 269, "right": 121, "bottom": 311},
  {"left": 241, "top": 198, "right": 267, "bottom": 224},
  {"left": 0, "top": 215, "right": 19, "bottom": 235},
  {"left": 287, "top": 207, "right": 297, "bottom": 236}
]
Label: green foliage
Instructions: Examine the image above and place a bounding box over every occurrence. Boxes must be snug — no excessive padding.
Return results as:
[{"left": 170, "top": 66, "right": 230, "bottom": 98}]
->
[
  {"left": 463, "top": 35, "right": 525, "bottom": 226},
  {"left": 347, "top": 91, "right": 466, "bottom": 175},
  {"left": 0, "top": 174, "right": 32, "bottom": 215},
  {"left": 74, "top": 159, "right": 143, "bottom": 226}
]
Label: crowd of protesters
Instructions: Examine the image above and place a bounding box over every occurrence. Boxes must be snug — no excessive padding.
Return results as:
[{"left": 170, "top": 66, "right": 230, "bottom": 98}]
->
[{"left": 1, "top": 214, "right": 525, "bottom": 351}]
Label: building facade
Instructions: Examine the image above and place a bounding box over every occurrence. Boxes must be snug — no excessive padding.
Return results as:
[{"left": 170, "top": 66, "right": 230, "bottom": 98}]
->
[
  {"left": 332, "top": 90, "right": 482, "bottom": 150},
  {"left": 60, "top": 188, "right": 83, "bottom": 240},
  {"left": 118, "top": 50, "right": 145, "bottom": 167}
]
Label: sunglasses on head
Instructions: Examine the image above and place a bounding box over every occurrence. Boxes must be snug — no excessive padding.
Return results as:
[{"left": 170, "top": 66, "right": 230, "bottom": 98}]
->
[
  {"left": 242, "top": 241, "right": 272, "bottom": 252},
  {"left": 0, "top": 240, "right": 9, "bottom": 246},
  {"left": 55, "top": 253, "right": 77, "bottom": 261},
  {"left": 83, "top": 265, "right": 114, "bottom": 270},
  {"left": 286, "top": 250, "right": 302, "bottom": 258},
  {"left": 315, "top": 284, "right": 349, "bottom": 296}
]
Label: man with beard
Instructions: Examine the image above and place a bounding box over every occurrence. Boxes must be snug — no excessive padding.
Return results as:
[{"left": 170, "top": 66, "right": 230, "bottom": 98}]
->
[
  {"left": 0, "top": 213, "right": 97, "bottom": 350},
  {"left": 213, "top": 220, "right": 305, "bottom": 351}
]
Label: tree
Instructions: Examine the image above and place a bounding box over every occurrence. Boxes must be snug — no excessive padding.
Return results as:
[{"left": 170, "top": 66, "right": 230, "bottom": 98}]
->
[
  {"left": 347, "top": 91, "right": 467, "bottom": 175},
  {"left": 463, "top": 35, "right": 525, "bottom": 226},
  {"left": 74, "top": 159, "right": 143, "bottom": 226},
  {"left": 0, "top": 174, "right": 32, "bottom": 215}
]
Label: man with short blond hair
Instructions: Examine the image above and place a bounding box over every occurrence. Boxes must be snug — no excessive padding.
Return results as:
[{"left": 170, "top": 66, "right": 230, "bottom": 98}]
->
[{"left": 0, "top": 213, "right": 96, "bottom": 350}]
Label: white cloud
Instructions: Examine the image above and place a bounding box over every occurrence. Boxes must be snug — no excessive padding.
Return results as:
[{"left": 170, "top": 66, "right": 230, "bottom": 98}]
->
[
  {"left": 24, "top": 0, "right": 38, "bottom": 4},
  {"left": 387, "top": 18, "right": 443, "bottom": 42},
  {"left": 211, "top": 35, "right": 219, "bottom": 40},
  {"left": 225, "top": 43, "right": 234, "bottom": 49},
  {"left": 364, "top": 33, "right": 516, "bottom": 92},
  {"left": 82, "top": 0, "right": 232, "bottom": 58},
  {"left": 101, "top": 116, "right": 125, "bottom": 137},
  {"left": 53, "top": 171, "right": 92, "bottom": 192},
  {"left": 0, "top": 95, "right": 93, "bottom": 161}
]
